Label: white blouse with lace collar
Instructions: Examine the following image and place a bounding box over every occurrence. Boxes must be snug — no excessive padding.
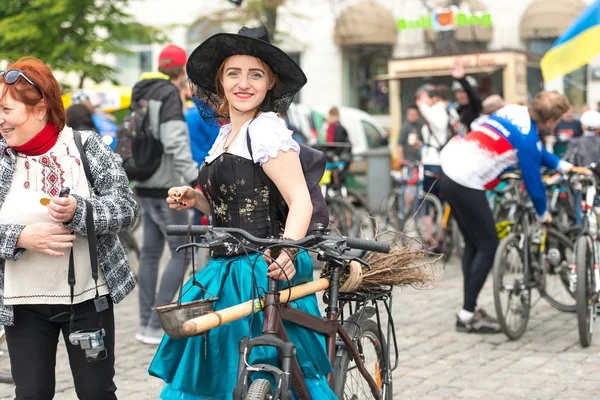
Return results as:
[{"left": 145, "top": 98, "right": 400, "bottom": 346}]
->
[{"left": 205, "top": 112, "right": 300, "bottom": 165}]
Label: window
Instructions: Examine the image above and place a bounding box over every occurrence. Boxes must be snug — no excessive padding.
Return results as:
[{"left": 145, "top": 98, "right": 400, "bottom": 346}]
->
[
  {"left": 362, "top": 120, "right": 384, "bottom": 148},
  {"left": 139, "top": 51, "right": 152, "bottom": 72},
  {"left": 344, "top": 46, "right": 391, "bottom": 115},
  {"left": 115, "top": 46, "right": 152, "bottom": 87},
  {"left": 564, "top": 66, "right": 587, "bottom": 112},
  {"left": 528, "top": 39, "right": 556, "bottom": 56}
]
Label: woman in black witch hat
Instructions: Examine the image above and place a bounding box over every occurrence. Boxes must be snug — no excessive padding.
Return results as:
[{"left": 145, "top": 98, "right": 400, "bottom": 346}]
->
[{"left": 148, "top": 26, "right": 336, "bottom": 399}]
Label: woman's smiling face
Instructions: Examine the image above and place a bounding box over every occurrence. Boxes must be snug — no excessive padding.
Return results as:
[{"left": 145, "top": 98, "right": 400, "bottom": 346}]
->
[
  {"left": 0, "top": 84, "right": 46, "bottom": 147},
  {"left": 220, "top": 55, "right": 272, "bottom": 116}
]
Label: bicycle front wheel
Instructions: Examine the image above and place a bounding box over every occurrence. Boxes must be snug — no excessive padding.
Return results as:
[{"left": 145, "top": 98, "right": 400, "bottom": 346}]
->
[
  {"left": 575, "top": 235, "right": 596, "bottom": 347},
  {"left": 493, "top": 233, "right": 531, "bottom": 340},
  {"left": 333, "top": 320, "right": 392, "bottom": 400},
  {"left": 245, "top": 378, "right": 273, "bottom": 400}
]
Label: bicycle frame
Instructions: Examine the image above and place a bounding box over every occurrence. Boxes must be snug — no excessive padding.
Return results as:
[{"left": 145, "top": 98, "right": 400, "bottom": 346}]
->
[{"left": 233, "top": 259, "right": 390, "bottom": 400}]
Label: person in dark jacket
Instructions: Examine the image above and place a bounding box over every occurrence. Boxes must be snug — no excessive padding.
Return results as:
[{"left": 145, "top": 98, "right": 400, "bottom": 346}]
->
[
  {"left": 66, "top": 103, "right": 96, "bottom": 132},
  {"left": 69, "top": 91, "right": 118, "bottom": 150},
  {"left": 451, "top": 61, "right": 482, "bottom": 130},
  {"left": 133, "top": 44, "right": 198, "bottom": 345},
  {"left": 563, "top": 110, "right": 600, "bottom": 166},
  {"left": 326, "top": 106, "right": 350, "bottom": 143}
]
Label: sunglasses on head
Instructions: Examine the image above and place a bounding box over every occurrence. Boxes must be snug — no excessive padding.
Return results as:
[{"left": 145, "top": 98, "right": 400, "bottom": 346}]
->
[{"left": 0, "top": 69, "right": 42, "bottom": 96}]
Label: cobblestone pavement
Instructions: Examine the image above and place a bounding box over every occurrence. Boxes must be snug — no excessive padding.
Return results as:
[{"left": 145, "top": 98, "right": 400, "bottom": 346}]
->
[{"left": 0, "top": 254, "right": 599, "bottom": 399}]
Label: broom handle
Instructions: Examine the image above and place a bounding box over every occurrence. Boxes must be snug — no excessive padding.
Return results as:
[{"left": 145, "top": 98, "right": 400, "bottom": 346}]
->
[{"left": 182, "top": 278, "right": 331, "bottom": 336}]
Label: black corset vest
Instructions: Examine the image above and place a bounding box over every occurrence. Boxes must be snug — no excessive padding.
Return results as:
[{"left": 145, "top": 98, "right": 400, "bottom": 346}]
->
[{"left": 198, "top": 153, "right": 285, "bottom": 256}]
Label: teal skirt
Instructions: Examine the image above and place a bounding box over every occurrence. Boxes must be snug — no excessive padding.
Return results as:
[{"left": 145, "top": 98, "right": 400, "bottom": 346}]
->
[{"left": 148, "top": 251, "right": 336, "bottom": 400}]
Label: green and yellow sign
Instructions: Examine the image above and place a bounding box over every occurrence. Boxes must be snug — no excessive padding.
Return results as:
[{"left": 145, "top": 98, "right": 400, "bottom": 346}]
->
[{"left": 398, "top": 7, "right": 492, "bottom": 31}]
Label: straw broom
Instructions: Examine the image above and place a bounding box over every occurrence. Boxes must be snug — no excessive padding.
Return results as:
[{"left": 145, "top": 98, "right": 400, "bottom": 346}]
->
[{"left": 321, "top": 233, "right": 442, "bottom": 292}]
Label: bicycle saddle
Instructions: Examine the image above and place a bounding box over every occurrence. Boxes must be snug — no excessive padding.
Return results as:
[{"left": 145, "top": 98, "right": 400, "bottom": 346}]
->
[{"left": 499, "top": 172, "right": 521, "bottom": 181}]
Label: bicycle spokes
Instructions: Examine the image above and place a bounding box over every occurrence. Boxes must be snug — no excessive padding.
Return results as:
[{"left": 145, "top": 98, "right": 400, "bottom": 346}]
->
[{"left": 341, "top": 332, "right": 383, "bottom": 400}]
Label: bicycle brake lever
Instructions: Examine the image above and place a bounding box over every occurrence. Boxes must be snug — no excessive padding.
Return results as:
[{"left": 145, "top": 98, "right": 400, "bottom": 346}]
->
[
  {"left": 175, "top": 243, "right": 203, "bottom": 252},
  {"left": 175, "top": 231, "right": 232, "bottom": 253}
]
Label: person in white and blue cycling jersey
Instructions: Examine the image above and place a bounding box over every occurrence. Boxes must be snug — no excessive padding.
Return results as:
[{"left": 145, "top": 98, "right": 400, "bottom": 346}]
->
[{"left": 439, "top": 91, "right": 588, "bottom": 334}]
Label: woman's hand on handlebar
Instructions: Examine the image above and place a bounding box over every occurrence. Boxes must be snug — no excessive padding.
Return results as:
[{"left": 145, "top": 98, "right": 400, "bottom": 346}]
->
[
  {"left": 166, "top": 186, "right": 197, "bottom": 211},
  {"left": 570, "top": 166, "right": 591, "bottom": 175},
  {"left": 264, "top": 248, "right": 297, "bottom": 281}
]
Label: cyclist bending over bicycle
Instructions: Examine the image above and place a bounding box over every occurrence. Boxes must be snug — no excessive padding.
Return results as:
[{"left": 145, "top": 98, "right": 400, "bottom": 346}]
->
[
  {"left": 148, "top": 26, "right": 337, "bottom": 399},
  {"left": 438, "top": 91, "right": 587, "bottom": 334}
]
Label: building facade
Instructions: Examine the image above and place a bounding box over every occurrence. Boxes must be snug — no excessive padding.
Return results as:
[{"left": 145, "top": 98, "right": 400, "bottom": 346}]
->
[{"left": 113, "top": 0, "right": 596, "bottom": 126}]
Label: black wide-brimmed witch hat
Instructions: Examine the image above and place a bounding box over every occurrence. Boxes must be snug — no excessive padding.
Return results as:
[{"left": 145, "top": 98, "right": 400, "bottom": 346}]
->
[{"left": 186, "top": 25, "right": 307, "bottom": 116}]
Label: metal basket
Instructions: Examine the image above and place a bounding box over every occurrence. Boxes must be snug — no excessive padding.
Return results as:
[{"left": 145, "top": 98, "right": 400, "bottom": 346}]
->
[
  {"left": 155, "top": 226, "right": 220, "bottom": 339},
  {"left": 154, "top": 297, "right": 218, "bottom": 340}
]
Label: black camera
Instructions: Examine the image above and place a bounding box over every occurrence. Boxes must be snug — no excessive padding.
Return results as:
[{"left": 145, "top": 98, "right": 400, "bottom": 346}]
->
[{"left": 69, "top": 328, "right": 107, "bottom": 362}]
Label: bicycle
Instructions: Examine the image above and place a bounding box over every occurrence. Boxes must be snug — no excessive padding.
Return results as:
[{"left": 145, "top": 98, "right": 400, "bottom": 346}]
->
[
  {"left": 569, "top": 168, "right": 600, "bottom": 347},
  {"left": 317, "top": 143, "right": 374, "bottom": 239},
  {"left": 488, "top": 172, "right": 523, "bottom": 222},
  {"left": 382, "top": 162, "right": 442, "bottom": 248},
  {"left": 544, "top": 172, "right": 576, "bottom": 233},
  {"left": 166, "top": 224, "right": 395, "bottom": 400},
  {"left": 437, "top": 202, "right": 464, "bottom": 258},
  {"left": 492, "top": 190, "right": 576, "bottom": 340}
]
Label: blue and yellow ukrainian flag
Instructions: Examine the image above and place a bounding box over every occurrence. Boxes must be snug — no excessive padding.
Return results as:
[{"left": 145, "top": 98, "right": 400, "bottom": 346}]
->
[{"left": 541, "top": 0, "right": 600, "bottom": 83}]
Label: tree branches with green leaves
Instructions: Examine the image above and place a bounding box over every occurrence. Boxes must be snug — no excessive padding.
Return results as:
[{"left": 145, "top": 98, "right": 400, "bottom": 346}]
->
[
  {"left": 0, "top": 0, "right": 166, "bottom": 87},
  {"left": 202, "top": 0, "right": 302, "bottom": 43}
]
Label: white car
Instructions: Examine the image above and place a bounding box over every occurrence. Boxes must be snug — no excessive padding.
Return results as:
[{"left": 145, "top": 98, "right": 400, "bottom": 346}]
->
[{"left": 287, "top": 104, "right": 388, "bottom": 156}]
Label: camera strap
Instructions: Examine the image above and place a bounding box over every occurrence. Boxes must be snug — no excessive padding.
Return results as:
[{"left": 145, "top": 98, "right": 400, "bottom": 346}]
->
[
  {"left": 50, "top": 132, "right": 107, "bottom": 333},
  {"left": 65, "top": 199, "right": 104, "bottom": 333}
]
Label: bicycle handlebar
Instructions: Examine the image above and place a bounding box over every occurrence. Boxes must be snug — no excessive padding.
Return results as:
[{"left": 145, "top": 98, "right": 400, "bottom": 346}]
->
[
  {"left": 568, "top": 164, "right": 600, "bottom": 186},
  {"left": 165, "top": 225, "right": 391, "bottom": 254}
]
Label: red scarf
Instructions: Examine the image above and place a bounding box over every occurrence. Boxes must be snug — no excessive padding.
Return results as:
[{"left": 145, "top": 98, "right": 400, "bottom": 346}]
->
[{"left": 12, "top": 122, "right": 59, "bottom": 156}]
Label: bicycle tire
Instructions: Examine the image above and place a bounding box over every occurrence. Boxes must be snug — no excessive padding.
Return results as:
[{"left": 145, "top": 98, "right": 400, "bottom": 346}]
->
[
  {"left": 333, "top": 320, "right": 392, "bottom": 400},
  {"left": 575, "top": 235, "right": 595, "bottom": 347},
  {"left": 440, "top": 216, "right": 462, "bottom": 258},
  {"left": 381, "top": 191, "right": 401, "bottom": 232},
  {"left": 245, "top": 378, "right": 273, "bottom": 400},
  {"left": 345, "top": 190, "right": 375, "bottom": 239},
  {"left": 493, "top": 233, "right": 531, "bottom": 340},
  {"left": 327, "top": 197, "right": 358, "bottom": 237},
  {"left": 414, "top": 194, "right": 443, "bottom": 249},
  {"left": 538, "top": 228, "right": 576, "bottom": 313}
]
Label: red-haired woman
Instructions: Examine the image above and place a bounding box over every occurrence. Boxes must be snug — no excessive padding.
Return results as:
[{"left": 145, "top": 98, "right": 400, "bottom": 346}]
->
[{"left": 0, "top": 57, "right": 137, "bottom": 399}]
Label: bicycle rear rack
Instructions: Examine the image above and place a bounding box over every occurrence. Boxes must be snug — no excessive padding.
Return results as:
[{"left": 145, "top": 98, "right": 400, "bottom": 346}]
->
[{"left": 330, "top": 287, "right": 399, "bottom": 373}]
